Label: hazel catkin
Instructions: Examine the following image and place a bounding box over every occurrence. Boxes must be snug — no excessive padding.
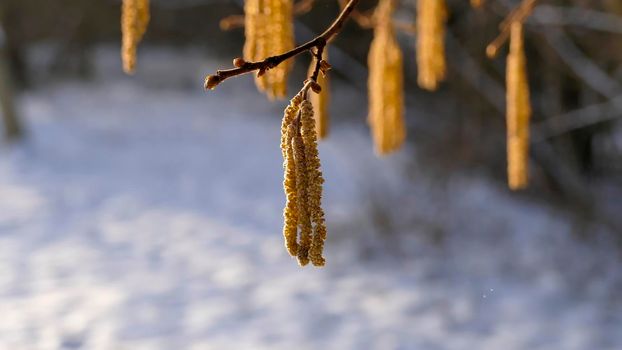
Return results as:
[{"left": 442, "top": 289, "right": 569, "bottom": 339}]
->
[
  {"left": 368, "top": 0, "right": 406, "bottom": 155},
  {"left": 416, "top": 0, "right": 447, "bottom": 90},
  {"left": 243, "top": 0, "right": 294, "bottom": 99},
  {"left": 506, "top": 22, "right": 531, "bottom": 190},
  {"left": 121, "top": 0, "right": 150, "bottom": 74},
  {"left": 292, "top": 122, "right": 312, "bottom": 266},
  {"left": 300, "top": 100, "right": 327, "bottom": 266}
]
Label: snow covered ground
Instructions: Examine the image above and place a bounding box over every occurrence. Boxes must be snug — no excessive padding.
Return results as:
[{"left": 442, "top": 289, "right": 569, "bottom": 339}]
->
[{"left": 0, "top": 49, "right": 621, "bottom": 349}]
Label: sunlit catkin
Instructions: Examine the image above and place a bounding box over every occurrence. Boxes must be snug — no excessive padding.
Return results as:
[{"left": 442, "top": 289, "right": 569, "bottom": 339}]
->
[
  {"left": 300, "top": 100, "right": 326, "bottom": 266},
  {"left": 243, "top": 0, "right": 294, "bottom": 99},
  {"left": 283, "top": 124, "right": 299, "bottom": 256},
  {"left": 121, "top": 0, "right": 150, "bottom": 74},
  {"left": 281, "top": 95, "right": 303, "bottom": 256},
  {"left": 308, "top": 51, "right": 330, "bottom": 139},
  {"left": 293, "top": 126, "right": 312, "bottom": 266},
  {"left": 416, "top": 0, "right": 447, "bottom": 90},
  {"left": 280, "top": 93, "right": 327, "bottom": 267},
  {"left": 368, "top": 0, "right": 406, "bottom": 155},
  {"left": 506, "top": 22, "right": 531, "bottom": 190}
]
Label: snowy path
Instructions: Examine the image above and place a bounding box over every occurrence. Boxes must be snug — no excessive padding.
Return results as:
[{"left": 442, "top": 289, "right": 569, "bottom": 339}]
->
[{"left": 0, "top": 79, "right": 620, "bottom": 350}]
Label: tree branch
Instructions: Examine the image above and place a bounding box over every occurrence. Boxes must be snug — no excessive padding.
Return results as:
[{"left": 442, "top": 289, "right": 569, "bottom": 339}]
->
[{"left": 204, "top": 0, "right": 360, "bottom": 90}]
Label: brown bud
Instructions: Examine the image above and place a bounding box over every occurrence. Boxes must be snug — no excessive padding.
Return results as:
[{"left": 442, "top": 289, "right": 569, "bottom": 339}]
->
[
  {"left": 204, "top": 75, "right": 221, "bottom": 90},
  {"left": 257, "top": 68, "right": 266, "bottom": 77},
  {"left": 310, "top": 81, "right": 322, "bottom": 93},
  {"left": 319, "top": 60, "right": 332, "bottom": 74},
  {"left": 233, "top": 57, "right": 246, "bottom": 68}
]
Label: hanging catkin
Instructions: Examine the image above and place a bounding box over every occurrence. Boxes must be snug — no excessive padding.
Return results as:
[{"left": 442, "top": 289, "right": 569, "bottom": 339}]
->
[
  {"left": 243, "top": 0, "right": 294, "bottom": 99},
  {"left": 308, "top": 50, "right": 330, "bottom": 139},
  {"left": 368, "top": 0, "right": 406, "bottom": 155},
  {"left": 281, "top": 93, "right": 327, "bottom": 266},
  {"left": 300, "top": 100, "right": 327, "bottom": 266},
  {"left": 121, "top": 0, "right": 150, "bottom": 74},
  {"left": 281, "top": 94, "right": 302, "bottom": 256},
  {"left": 506, "top": 22, "right": 531, "bottom": 190},
  {"left": 416, "top": 0, "right": 447, "bottom": 91}
]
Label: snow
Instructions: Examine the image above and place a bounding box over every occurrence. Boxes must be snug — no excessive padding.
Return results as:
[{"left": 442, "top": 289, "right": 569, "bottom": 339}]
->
[{"left": 0, "top": 48, "right": 621, "bottom": 349}]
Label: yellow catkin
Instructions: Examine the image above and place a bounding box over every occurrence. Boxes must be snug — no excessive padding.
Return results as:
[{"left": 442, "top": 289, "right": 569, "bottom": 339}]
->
[
  {"left": 243, "top": 0, "right": 294, "bottom": 99},
  {"left": 368, "top": 0, "right": 406, "bottom": 155},
  {"left": 283, "top": 124, "right": 299, "bottom": 256},
  {"left": 121, "top": 0, "right": 150, "bottom": 74},
  {"left": 281, "top": 95, "right": 303, "bottom": 256},
  {"left": 506, "top": 22, "right": 531, "bottom": 190},
  {"left": 308, "top": 50, "right": 330, "bottom": 139},
  {"left": 281, "top": 94, "right": 303, "bottom": 158},
  {"left": 300, "top": 100, "right": 327, "bottom": 266},
  {"left": 416, "top": 0, "right": 447, "bottom": 91},
  {"left": 293, "top": 124, "right": 312, "bottom": 266}
]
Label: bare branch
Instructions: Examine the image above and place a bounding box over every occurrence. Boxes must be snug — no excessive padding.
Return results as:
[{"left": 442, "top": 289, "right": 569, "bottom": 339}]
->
[{"left": 204, "top": 0, "right": 360, "bottom": 90}]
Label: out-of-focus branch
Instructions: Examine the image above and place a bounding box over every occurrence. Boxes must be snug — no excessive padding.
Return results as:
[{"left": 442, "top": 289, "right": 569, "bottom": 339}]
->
[
  {"left": 445, "top": 32, "right": 506, "bottom": 113},
  {"left": 219, "top": 15, "right": 244, "bottom": 31},
  {"left": 542, "top": 29, "right": 622, "bottom": 99},
  {"left": 220, "top": 0, "right": 316, "bottom": 31},
  {"left": 486, "top": 0, "right": 539, "bottom": 58},
  {"left": 532, "top": 95, "right": 622, "bottom": 142},
  {"left": 532, "top": 5, "right": 622, "bottom": 35}
]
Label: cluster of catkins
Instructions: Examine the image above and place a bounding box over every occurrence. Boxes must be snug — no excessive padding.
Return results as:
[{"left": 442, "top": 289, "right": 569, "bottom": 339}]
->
[
  {"left": 281, "top": 92, "right": 327, "bottom": 267},
  {"left": 121, "top": 0, "right": 150, "bottom": 74},
  {"left": 244, "top": 0, "right": 295, "bottom": 99}
]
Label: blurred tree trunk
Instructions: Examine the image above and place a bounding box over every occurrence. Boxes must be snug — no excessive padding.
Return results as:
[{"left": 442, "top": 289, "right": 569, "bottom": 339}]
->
[
  {"left": 0, "top": 7, "right": 23, "bottom": 142},
  {"left": 0, "top": 50, "right": 22, "bottom": 141}
]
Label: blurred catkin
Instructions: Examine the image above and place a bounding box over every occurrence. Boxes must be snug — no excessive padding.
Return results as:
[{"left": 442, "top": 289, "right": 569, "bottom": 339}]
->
[
  {"left": 308, "top": 50, "right": 330, "bottom": 139},
  {"left": 368, "top": 0, "right": 406, "bottom": 155},
  {"left": 243, "top": 0, "right": 294, "bottom": 99},
  {"left": 280, "top": 94, "right": 327, "bottom": 266},
  {"left": 470, "top": 0, "right": 483, "bottom": 8},
  {"left": 121, "top": 0, "right": 150, "bottom": 74},
  {"left": 506, "top": 22, "right": 531, "bottom": 190},
  {"left": 416, "top": 0, "right": 447, "bottom": 90}
]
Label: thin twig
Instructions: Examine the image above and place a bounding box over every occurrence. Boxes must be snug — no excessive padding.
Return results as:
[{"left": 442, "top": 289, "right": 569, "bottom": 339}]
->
[
  {"left": 486, "top": 0, "right": 539, "bottom": 58},
  {"left": 219, "top": 15, "right": 245, "bottom": 31},
  {"left": 337, "top": 0, "right": 373, "bottom": 28},
  {"left": 205, "top": 0, "right": 360, "bottom": 90}
]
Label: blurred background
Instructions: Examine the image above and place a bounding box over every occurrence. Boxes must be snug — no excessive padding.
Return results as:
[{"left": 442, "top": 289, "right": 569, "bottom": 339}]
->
[{"left": 0, "top": 0, "right": 621, "bottom": 349}]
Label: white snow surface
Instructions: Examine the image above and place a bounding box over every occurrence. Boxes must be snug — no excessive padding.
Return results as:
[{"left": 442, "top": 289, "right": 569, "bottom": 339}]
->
[{"left": 0, "top": 51, "right": 621, "bottom": 350}]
